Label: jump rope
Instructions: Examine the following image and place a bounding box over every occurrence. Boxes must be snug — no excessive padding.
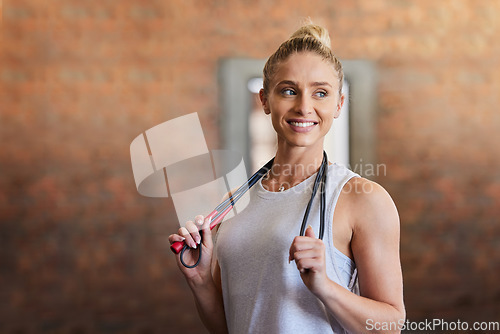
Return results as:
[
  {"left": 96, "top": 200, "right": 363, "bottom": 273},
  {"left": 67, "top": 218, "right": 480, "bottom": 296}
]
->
[{"left": 170, "top": 151, "right": 329, "bottom": 268}]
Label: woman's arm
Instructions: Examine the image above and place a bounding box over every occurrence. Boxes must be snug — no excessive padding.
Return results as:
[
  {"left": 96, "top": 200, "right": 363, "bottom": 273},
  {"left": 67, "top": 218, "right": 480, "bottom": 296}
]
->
[
  {"left": 169, "top": 217, "right": 228, "bottom": 334},
  {"left": 289, "top": 178, "right": 405, "bottom": 334}
]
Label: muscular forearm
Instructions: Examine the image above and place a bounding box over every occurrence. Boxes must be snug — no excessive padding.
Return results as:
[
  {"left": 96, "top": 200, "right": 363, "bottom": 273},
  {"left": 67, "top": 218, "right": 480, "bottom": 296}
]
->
[
  {"left": 188, "top": 279, "right": 228, "bottom": 334},
  {"left": 316, "top": 280, "right": 405, "bottom": 334}
]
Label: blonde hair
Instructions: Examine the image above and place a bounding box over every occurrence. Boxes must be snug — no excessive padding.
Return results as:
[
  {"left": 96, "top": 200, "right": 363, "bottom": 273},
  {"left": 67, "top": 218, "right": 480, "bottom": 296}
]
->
[{"left": 262, "top": 23, "right": 343, "bottom": 97}]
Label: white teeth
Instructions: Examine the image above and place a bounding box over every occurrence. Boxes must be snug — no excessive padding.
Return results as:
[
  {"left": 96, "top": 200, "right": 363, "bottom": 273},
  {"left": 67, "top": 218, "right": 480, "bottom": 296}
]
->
[{"left": 290, "top": 121, "right": 315, "bottom": 127}]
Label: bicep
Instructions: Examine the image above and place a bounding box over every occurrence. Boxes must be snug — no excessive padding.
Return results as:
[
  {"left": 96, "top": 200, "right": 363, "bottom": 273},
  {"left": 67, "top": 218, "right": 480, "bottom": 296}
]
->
[{"left": 351, "top": 182, "right": 404, "bottom": 311}]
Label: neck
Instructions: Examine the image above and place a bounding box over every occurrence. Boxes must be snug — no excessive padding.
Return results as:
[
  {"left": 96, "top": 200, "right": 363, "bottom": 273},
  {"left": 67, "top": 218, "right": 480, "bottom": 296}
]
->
[{"left": 263, "top": 142, "right": 325, "bottom": 192}]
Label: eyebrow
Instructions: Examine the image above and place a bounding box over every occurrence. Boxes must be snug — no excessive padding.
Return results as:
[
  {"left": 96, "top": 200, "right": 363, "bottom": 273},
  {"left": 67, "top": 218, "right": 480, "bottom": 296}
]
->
[
  {"left": 275, "top": 80, "right": 332, "bottom": 88},
  {"left": 311, "top": 81, "right": 332, "bottom": 87}
]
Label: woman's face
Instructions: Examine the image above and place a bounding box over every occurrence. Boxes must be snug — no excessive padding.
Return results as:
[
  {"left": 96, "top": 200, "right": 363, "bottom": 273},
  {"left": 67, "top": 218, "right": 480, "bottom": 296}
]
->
[{"left": 260, "top": 52, "right": 344, "bottom": 150}]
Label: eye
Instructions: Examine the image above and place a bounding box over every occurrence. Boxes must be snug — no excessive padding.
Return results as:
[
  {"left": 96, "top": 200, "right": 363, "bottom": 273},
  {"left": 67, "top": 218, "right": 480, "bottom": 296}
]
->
[
  {"left": 281, "top": 88, "right": 296, "bottom": 96},
  {"left": 314, "top": 91, "right": 327, "bottom": 98}
]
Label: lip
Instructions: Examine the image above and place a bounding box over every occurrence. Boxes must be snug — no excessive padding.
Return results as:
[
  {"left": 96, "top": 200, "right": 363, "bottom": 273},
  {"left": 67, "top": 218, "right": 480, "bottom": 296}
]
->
[{"left": 286, "top": 119, "right": 318, "bottom": 133}]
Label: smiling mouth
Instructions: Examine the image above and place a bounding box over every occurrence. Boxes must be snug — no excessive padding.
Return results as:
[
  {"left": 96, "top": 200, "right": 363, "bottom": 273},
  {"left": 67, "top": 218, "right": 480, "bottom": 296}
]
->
[{"left": 287, "top": 121, "right": 318, "bottom": 127}]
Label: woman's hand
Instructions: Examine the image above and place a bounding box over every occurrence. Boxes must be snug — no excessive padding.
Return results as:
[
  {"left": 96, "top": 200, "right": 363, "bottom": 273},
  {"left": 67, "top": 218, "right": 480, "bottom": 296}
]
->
[
  {"left": 169, "top": 216, "right": 228, "bottom": 333},
  {"left": 289, "top": 225, "right": 329, "bottom": 296},
  {"left": 168, "top": 215, "right": 214, "bottom": 286}
]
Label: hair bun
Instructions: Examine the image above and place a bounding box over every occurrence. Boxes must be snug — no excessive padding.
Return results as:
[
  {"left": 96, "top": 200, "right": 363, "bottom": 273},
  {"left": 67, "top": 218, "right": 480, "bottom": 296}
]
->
[
  {"left": 262, "top": 21, "right": 343, "bottom": 97},
  {"left": 289, "top": 24, "right": 332, "bottom": 49}
]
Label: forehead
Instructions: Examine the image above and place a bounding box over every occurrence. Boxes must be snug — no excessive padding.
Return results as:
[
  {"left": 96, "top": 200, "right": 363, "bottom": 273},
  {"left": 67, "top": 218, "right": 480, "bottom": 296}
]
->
[{"left": 272, "top": 52, "right": 339, "bottom": 87}]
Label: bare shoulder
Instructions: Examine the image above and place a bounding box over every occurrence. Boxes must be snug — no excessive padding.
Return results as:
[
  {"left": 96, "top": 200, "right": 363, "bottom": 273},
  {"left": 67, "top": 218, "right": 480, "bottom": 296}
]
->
[
  {"left": 342, "top": 178, "right": 404, "bottom": 316},
  {"left": 341, "top": 177, "right": 400, "bottom": 232}
]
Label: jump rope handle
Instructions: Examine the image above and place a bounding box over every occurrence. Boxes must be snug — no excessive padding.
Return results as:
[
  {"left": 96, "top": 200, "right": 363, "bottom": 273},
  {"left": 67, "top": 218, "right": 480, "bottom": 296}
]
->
[
  {"left": 170, "top": 206, "right": 232, "bottom": 254},
  {"left": 170, "top": 209, "right": 234, "bottom": 269},
  {"left": 170, "top": 211, "right": 216, "bottom": 254},
  {"left": 170, "top": 240, "right": 186, "bottom": 254}
]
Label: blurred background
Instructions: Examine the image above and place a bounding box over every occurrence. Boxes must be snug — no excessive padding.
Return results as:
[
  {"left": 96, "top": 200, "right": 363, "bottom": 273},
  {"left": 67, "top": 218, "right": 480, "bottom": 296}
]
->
[{"left": 1, "top": 0, "right": 499, "bottom": 333}]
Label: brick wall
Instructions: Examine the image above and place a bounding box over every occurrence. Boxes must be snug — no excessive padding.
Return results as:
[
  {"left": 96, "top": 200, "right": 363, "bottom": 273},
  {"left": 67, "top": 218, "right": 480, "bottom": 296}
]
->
[{"left": 1, "top": 0, "right": 499, "bottom": 333}]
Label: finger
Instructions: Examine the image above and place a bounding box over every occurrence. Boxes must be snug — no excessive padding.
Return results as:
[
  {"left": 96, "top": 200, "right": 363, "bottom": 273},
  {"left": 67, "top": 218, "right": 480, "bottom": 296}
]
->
[
  {"left": 194, "top": 215, "right": 204, "bottom": 226},
  {"left": 179, "top": 226, "right": 197, "bottom": 249},
  {"left": 201, "top": 214, "right": 211, "bottom": 230},
  {"left": 292, "top": 249, "right": 321, "bottom": 262},
  {"left": 289, "top": 237, "right": 307, "bottom": 262},
  {"left": 296, "top": 258, "right": 321, "bottom": 273},
  {"left": 200, "top": 215, "right": 213, "bottom": 248},
  {"left": 168, "top": 234, "right": 186, "bottom": 245},
  {"left": 185, "top": 220, "right": 201, "bottom": 246},
  {"left": 305, "top": 225, "right": 315, "bottom": 238},
  {"left": 290, "top": 236, "right": 324, "bottom": 262},
  {"left": 290, "top": 236, "right": 318, "bottom": 252}
]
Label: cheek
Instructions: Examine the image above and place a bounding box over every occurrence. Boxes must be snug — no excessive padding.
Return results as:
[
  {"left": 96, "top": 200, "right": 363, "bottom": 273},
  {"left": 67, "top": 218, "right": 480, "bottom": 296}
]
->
[
  {"left": 270, "top": 112, "right": 284, "bottom": 133},
  {"left": 268, "top": 100, "right": 288, "bottom": 121},
  {"left": 322, "top": 117, "right": 334, "bottom": 133},
  {"left": 319, "top": 109, "right": 336, "bottom": 126}
]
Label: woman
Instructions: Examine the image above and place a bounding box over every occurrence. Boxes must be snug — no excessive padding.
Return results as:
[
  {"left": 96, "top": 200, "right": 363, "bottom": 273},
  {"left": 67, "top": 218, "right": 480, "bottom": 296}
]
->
[{"left": 169, "top": 23, "right": 405, "bottom": 334}]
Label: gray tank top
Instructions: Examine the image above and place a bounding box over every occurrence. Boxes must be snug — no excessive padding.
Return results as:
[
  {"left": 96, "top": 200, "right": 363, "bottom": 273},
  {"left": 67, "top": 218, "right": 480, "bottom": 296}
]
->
[{"left": 215, "top": 163, "right": 359, "bottom": 334}]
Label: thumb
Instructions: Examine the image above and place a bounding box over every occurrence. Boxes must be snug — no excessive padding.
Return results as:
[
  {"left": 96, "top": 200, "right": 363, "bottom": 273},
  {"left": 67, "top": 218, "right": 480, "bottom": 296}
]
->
[
  {"left": 305, "top": 225, "right": 315, "bottom": 238},
  {"left": 201, "top": 215, "right": 213, "bottom": 247}
]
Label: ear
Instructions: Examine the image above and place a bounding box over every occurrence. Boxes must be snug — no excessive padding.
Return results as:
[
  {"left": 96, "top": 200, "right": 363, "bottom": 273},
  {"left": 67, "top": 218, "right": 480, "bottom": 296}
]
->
[
  {"left": 259, "top": 89, "right": 271, "bottom": 115},
  {"left": 333, "top": 94, "right": 345, "bottom": 119}
]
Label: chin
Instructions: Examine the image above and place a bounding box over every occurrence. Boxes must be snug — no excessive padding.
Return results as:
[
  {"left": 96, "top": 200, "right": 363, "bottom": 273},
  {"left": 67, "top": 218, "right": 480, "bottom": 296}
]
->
[{"left": 283, "top": 135, "right": 321, "bottom": 149}]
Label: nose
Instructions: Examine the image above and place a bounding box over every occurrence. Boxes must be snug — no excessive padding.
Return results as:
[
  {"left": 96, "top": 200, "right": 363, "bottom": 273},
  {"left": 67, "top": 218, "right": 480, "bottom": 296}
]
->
[{"left": 295, "top": 94, "right": 313, "bottom": 115}]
